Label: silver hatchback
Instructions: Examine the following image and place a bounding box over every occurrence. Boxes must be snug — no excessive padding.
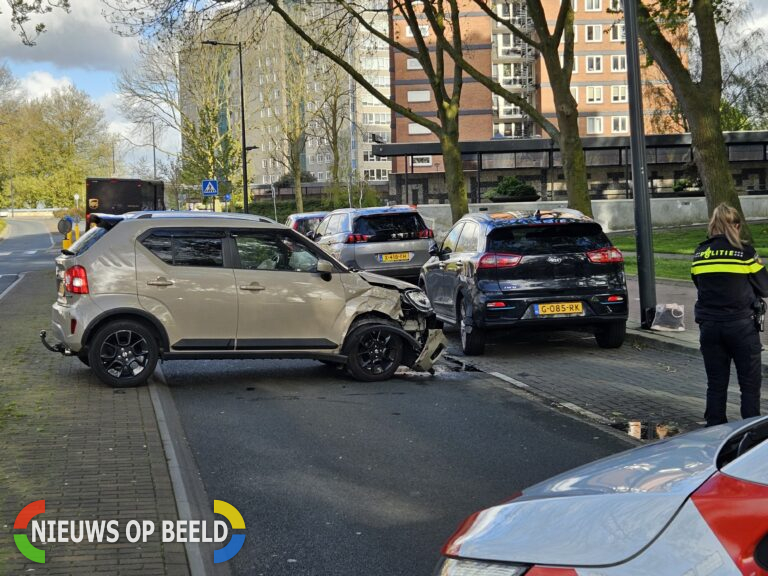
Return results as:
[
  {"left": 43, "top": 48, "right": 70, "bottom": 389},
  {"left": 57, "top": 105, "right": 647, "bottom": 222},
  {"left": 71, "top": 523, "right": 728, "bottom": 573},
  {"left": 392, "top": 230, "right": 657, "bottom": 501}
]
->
[{"left": 310, "top": 206, "right": 436, "bottom": 282}]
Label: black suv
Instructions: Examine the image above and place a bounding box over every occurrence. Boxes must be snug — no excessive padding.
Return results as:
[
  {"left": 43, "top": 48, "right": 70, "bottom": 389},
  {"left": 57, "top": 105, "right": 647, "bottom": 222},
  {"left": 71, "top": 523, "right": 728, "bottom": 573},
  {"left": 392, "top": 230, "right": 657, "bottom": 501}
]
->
[{"left": 420, "top": 210, "right": 628, "bottom": 355}]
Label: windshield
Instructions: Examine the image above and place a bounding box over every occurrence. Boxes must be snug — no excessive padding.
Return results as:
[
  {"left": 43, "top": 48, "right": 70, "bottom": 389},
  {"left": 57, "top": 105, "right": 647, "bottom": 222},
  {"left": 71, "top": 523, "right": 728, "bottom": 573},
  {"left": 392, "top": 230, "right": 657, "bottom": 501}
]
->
[
  {"left": 488, "top": 223, "right": 611, "bottom": 255},
  {"left": 353, "top": 213, "right": 427, "bottom": 240}
]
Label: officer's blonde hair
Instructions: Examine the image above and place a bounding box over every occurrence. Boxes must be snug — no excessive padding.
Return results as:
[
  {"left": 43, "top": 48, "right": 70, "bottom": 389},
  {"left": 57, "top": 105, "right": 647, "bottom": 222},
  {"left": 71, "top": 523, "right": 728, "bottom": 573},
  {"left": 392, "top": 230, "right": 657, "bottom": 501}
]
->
[{"left": 708, "top": 203, "right": 743, "bottom": 249}]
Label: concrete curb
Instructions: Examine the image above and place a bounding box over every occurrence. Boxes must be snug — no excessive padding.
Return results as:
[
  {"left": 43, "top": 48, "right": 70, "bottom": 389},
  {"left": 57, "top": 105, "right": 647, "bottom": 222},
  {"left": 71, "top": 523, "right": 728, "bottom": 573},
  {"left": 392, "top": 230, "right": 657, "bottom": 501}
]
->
[
  {"left": 625, "top": 323, "right": 768, "bottom": 377},
  {"left": 149, "top": 367, "right": 232, "bottom": 576}
]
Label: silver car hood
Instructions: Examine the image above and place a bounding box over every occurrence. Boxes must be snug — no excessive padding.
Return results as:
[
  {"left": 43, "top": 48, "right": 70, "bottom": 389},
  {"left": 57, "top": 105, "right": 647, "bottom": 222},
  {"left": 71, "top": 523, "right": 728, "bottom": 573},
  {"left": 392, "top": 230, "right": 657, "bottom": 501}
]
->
[
  {"left": 356, "top": 270, "right": 418, "bottom": 291},
  {"left": 449, "top": 420, "right": 758, "bottom": 567}
]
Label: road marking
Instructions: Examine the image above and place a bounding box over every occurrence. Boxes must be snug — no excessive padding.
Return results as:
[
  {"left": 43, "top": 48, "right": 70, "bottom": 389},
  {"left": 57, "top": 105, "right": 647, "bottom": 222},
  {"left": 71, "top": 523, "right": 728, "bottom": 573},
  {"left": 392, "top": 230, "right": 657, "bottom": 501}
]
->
[
  {"left": 489, "top": 371, "right": 530, "bottom": 389},
  {"left": 0, "top": 272, "right": 24, "bottom": 302},
  {"left": 559, "top": 402, "right": 615, "bottom": 426},
  {"left": 0, "top": 252, "right": 10, "bottom": 256},
  {"left": 24, "top": 250, "right": 38, "bottom": 255}
]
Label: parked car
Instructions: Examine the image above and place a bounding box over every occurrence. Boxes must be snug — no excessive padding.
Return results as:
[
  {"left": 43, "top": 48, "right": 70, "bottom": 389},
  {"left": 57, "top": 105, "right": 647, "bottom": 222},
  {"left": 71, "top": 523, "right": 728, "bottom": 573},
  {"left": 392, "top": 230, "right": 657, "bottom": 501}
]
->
[
  {"left": 285, "top": 211, "right": 328, "bottom": 236},
  {"left": 310, "top": 205, "right": 436, "bottom": 282},
  {"left": 41, "top": 211, "right": 445, "bottom": 387},
  {"left": 0, "top": 210, "right": 9, "bottom": 218},
  {"left": 420, "top": 209, "right": 628, "bottom": 355},
  {"left": 434, "top": 416, "right": 768, "bottom": 575}
]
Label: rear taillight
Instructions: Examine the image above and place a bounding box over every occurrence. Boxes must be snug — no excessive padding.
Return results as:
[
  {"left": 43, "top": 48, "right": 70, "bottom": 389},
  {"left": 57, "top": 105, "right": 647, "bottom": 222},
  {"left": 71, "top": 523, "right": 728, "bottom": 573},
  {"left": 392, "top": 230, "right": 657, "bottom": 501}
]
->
[
  {"left": 346, "top": 234, "right": 371, "bottom": 244},
  {"left": 587, "top": 247, "right": 623, "bottom": 263},
  {"left": 64, "top": 265, "right": 89, "bottom": 294},
  {"left": 607, "top": 295, "right": 624, "bottom": 302},
  {"left": 478, "top": 253, "right": 522, "bottom": 269},
  {"left": 291, "top": 222, "right": 299, "bottom": 230},
  {"left": 418, "top": 229, "right": 434, "bottom": 239}
]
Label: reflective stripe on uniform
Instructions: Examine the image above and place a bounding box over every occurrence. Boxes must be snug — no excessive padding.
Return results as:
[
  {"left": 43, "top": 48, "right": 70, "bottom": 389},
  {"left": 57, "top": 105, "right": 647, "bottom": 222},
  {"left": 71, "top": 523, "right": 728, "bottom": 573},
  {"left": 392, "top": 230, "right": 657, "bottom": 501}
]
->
[{"left": 691, "top": 259, "right": 765, "bottom": 275}]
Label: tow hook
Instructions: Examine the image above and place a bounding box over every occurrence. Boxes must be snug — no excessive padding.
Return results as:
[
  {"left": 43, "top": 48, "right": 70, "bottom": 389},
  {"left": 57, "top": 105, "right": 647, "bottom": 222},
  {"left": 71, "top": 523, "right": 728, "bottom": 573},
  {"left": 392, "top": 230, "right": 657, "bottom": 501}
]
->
[{"left": 40, "top": 330, "right": 73, "bottom": 356}]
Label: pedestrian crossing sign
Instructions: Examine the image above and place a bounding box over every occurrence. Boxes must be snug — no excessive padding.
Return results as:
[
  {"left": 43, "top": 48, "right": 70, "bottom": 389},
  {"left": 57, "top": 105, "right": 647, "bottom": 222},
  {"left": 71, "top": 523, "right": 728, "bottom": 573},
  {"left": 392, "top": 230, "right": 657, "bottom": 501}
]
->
[{"left": 202, "top": 179, "right": 219, "bottom": 197}]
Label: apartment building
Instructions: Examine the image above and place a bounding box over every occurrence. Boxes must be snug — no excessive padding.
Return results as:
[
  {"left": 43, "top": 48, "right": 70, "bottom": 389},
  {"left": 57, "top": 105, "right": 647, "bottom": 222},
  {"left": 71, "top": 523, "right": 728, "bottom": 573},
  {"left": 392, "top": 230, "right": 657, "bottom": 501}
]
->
[{"left": 391, "top": 0, "right": 675, "bottom": 178}]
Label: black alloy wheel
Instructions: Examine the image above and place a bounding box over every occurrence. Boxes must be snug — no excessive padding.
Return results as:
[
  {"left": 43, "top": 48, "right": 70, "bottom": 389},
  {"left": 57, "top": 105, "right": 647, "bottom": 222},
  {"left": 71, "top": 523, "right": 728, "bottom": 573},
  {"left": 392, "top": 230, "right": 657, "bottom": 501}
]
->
[
  {"left": 88, "top": 320, "right": 159, "bottom": 387},
  {"left": 347, "top": 325, "right": 404, "bottom": 382},
  {"left": 459, "top": 298, "right": 486, "bottom": 355}
]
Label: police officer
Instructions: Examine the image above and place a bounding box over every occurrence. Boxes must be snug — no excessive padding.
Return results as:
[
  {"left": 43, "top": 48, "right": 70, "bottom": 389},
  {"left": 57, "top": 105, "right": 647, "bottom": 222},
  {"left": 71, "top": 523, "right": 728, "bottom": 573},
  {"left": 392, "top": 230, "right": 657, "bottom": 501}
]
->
[{"left": 692, "top": 203, "right": 768, "bottom": 426}]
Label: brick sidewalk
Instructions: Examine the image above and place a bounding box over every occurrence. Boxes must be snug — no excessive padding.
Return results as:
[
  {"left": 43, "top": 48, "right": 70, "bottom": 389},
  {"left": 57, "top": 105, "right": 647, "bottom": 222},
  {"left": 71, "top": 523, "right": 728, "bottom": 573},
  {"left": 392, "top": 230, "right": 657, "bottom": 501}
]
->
[
  {"left": 447, "top": 328, "right": 768, "bottom": 438},
  {"left": 0, "top": 270, "right": 189, "bottom": 575}
]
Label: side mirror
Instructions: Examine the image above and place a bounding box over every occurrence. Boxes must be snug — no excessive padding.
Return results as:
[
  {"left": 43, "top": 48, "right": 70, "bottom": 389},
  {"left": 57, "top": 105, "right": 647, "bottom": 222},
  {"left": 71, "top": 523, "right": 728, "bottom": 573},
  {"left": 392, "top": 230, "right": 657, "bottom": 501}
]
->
[
  {"left": 428, "top": 243, "right": 441, "bottom": 258},
  {"left": 305, "top": 230, "right": 316, "bottom": 240},
  {"left": 316, "top": 260, "right": 333, "bottom": 275}
]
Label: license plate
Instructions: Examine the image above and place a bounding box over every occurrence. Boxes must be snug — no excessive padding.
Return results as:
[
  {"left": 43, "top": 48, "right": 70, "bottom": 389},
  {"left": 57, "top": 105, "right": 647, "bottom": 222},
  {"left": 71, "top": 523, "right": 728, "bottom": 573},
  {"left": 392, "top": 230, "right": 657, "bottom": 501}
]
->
[
  {"left": 378, "top": 252, "right": 411, "bottom": 263},
  {"left": 535, "top": 302, "right": 583, "bottom": 316}
]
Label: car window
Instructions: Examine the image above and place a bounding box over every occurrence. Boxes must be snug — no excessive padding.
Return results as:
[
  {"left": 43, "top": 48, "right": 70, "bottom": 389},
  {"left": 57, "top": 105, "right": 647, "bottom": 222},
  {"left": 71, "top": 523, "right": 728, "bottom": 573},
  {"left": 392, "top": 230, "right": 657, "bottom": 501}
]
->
[
  {"left": 296, "top": 218, "right": 322, "bottom": 235},
  {"left": 487, "top": 223, "right": 611, "bottom": 255},
  {"left": 326, "top": 214, "right": 349, "bottom": 236},
  {"left": 441, "top": 223, "right": 464, "bottom": 255},
  {"left": 315, "top": 217, "right": 330, "bottom": 236},
  {"left": 455, "top": 222, "right": 479, "bottom": 253},
  {"left": 234, "top": 232, "right": 320, "bottom": 272},
  {"left": 353, "top": 213, "right": 426, "bottom": 239},
  {"left": 140, "top": 230, "right": 224, "bottom": 267}
]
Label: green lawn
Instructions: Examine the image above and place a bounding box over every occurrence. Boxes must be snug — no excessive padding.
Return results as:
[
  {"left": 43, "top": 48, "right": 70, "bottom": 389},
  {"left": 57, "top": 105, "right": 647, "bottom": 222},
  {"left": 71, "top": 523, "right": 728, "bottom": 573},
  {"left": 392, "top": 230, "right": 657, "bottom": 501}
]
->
[
  {"left": 0, "top": 220, "right": 6, "bottom": 237},
  {"left": 610, "top": 223, "right": 768, "bottom": 256},
  {"left": 623, "top": 256, "right": 693, "bottom": 282}
]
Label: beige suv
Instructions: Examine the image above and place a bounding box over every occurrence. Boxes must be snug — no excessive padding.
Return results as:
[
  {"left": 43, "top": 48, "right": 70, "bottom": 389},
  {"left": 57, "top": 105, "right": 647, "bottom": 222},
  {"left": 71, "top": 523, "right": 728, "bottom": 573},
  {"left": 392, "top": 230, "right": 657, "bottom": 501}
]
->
[{"left": 42, "top": 212, "right": 445, "bottom": 387}]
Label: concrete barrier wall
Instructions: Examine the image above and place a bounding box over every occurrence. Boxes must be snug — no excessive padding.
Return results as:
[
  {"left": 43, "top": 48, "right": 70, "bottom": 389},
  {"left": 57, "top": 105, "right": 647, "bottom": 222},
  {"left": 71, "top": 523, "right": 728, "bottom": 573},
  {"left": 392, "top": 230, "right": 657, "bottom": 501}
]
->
[{"left": 417, "top": 195, "right": 768, "bottom": 238}]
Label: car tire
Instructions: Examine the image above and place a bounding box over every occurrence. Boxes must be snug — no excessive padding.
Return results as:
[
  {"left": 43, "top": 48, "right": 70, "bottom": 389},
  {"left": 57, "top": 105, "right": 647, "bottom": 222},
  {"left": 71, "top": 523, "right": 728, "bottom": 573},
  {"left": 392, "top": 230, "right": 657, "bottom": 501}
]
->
[
  {"left": 345, "top": 319, "right": 404, "bottom": 382},
  {"left": 595, "top": 321, "right": 626, "bottom": 349},
  {"left": 88, "top": 319, "right": 159, "bottom": 388},
  {"left": 77, "top": 350, "right": 90, "bottom": 367},
  {"left": 459, "top": 298, "right": 485, "bottom": 356}
]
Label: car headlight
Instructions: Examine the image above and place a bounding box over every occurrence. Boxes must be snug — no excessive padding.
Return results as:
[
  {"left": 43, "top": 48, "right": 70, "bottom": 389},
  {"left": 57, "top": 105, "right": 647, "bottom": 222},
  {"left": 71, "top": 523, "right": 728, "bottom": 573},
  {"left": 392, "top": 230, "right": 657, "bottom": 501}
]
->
[
  {"left": 435, "top": 558, "right": 529, "bottom": 576},
  {"left": 403, "top": 289, "right": 433, "bottom": 312}
]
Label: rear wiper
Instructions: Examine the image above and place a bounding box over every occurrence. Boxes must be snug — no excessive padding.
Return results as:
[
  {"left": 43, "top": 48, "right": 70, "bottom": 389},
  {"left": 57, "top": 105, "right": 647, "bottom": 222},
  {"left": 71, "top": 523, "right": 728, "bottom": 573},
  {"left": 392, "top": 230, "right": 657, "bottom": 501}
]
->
[{"left": 61, "top": 249, "right": 75, "bottom": 256}]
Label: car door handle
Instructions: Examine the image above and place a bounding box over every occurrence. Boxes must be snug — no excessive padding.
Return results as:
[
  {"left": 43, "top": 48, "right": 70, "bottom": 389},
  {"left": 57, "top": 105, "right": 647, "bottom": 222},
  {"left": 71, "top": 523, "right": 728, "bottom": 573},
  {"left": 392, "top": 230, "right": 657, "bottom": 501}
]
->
[
  {"left": 438, "top": 262, "right": 446, "bottom": 269},
  {"left": 240, "top": 283, "right": 266, "bottom": 291},
  {"left": 146, "top": 277, "right": 174, "bottom": 287}
]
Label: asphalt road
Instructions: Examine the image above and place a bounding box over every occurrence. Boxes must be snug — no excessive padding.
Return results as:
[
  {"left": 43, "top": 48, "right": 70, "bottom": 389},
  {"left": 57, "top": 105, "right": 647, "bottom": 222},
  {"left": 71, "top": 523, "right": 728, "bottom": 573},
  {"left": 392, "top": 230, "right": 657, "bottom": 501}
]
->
[
  {"left": 0, "top": 219, "right": 58, "bottom": 295},
  {"left": 163, "top": 359, "right": 633, "bottom": 576}
]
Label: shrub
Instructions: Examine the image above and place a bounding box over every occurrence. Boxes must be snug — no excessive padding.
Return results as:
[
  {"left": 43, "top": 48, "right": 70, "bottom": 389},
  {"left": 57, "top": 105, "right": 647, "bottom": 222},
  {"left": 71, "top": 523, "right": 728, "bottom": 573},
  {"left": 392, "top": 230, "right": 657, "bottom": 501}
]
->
[{"left": 485, "top": 176, "right": 539, "bottom": 201}]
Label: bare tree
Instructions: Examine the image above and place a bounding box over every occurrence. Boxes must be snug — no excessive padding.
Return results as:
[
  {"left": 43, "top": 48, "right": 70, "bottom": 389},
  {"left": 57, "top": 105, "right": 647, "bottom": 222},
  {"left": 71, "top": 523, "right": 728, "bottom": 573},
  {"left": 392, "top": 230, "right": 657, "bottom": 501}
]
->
[
  {"left": 2, "top": 0, "right": 70, "bottom": 45},
  {"left": 634, "top": 0, "right": 745, "bottom": 225}
]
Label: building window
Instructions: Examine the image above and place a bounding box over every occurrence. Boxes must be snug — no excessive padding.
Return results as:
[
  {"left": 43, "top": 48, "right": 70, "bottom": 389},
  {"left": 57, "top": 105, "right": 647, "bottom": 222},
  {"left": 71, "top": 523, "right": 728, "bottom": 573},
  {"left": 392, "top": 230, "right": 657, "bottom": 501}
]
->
[
  {"left": 363, "top": 169, "right": 389, "bottom": 181},
  {"left": 611, "top": 54, "right": 627, "bottom": 72},
  {"left": 412, "top": 155, "right": 432, "bottom": 167},
  {"left": 406, "top": 58, "right": 423, "bottom": 70},
  {"left": 586, "top": 116, "right": 603, "bottom": 134},
  {"left": 570, "top": 86, "right": 579, "bottom": 102},
  {"left": 609, "top": 0, "right": 621, "bottom": 10},
  {"left": 586, "top": 86, "right": 603, "bottom": 103},
  {"left": 405, "top": 24, "right": 430, "bottom": 37},
  {"left": 407, "top": 90, "right": 431, "bottom": 103},
  {"left": 408, "top": 123, "right": 432, "bottom": 135},
  {"left": 585, "top": 0, "right": 601, "bottom": 11},
  {"left": 611, "top": 23, "right": 625, "bottom": 42},
  {"left": 586, "top": 55, "right": 603, "bottom": 73},
  {"left": 612, "top": 116, "right": 628, "bottom": 133},
  {"left": 497, "top": 2, "right": 510, "bottom": 18},
  {"left": 585, "top": 24, "right": 602, "bottom": 42},
  {"left": 611, "top": 85, "right": 628, "bottom": 103},
  {"left": 363, "top": 113, "right": 389, "bottom": 125}
]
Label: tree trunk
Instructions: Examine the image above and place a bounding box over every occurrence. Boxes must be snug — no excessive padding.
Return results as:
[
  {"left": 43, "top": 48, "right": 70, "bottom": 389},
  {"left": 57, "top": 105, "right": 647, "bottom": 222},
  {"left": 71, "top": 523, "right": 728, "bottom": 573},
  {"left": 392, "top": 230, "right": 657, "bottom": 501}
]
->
[
  {"left": 556, "top": 112, "right": 592, "bottom": 216},
  {"left": 687, "top": 102, "right": 740, "bottom": 209},
  {"left": 291, "top": 140, "right": 303, "bottom": 212},
  {"left": 439, "top": 118, "right": 468, "bottom": 223}
]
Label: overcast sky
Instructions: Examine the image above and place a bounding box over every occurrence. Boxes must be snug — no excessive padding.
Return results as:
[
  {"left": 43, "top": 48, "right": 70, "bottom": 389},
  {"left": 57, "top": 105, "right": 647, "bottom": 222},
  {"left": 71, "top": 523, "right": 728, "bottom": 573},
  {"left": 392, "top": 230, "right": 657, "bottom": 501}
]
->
[{"left": 1, "top": 0, "right": 767, "bottom": 173}]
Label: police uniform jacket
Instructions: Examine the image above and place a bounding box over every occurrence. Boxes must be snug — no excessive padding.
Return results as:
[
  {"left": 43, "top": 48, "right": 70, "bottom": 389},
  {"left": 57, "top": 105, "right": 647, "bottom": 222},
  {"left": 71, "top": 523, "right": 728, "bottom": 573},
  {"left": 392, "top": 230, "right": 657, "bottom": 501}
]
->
[{"left": 691, "top": 235, "right": 768, "bottom": 322}]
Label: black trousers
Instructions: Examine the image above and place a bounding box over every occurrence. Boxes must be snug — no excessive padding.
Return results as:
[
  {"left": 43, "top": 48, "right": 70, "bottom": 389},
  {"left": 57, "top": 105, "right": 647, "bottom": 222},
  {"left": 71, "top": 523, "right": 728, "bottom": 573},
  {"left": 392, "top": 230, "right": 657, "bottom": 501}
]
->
[{"left": 699, "top": 317, "right": 763, "bottom": 426}]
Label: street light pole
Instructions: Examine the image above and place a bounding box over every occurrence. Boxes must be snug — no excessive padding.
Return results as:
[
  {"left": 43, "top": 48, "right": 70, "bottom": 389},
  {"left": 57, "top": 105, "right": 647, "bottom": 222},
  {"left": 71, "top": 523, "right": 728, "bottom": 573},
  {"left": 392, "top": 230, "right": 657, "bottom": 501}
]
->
[
  {"left": 202, "top": 40, "right": 250, "bottom": 213},
  {"left": 151, "top": 121, "right": 157, "bottom": 180},
  {"left": 624, "top": 0, "right": 656, "bottom": 328}
]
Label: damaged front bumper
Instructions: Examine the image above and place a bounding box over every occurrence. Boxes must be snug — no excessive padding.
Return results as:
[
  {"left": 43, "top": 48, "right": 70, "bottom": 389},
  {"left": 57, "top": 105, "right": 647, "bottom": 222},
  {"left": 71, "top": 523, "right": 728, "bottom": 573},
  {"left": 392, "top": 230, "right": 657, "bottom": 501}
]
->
[{"left": 411, "top": 328, "right": 447, "bottom": 373}]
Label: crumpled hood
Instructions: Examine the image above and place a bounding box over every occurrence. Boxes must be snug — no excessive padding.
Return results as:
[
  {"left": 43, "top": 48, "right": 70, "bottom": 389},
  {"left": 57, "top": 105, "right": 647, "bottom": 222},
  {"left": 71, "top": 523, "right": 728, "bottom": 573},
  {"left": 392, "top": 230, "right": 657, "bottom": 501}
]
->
[
  {"left": 356, "top": 270, "right": 419, "bottom": 292},
  {"left": 447, "top": 421, "right": 754, "bottom": 567}
]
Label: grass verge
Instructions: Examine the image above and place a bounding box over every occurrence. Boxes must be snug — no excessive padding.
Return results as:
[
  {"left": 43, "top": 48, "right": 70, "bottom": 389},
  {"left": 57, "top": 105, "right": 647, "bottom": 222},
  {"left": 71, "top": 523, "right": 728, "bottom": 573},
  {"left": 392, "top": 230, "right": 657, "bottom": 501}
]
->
[
  {"left": 0, "top": 219, "right": 6, "bottom": 237},
  {"left": 623, "top": 256, "right": 693, "bottom": 281},
  {"left": 610, "top": 223, "right": 768, "bottom": 255}
]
